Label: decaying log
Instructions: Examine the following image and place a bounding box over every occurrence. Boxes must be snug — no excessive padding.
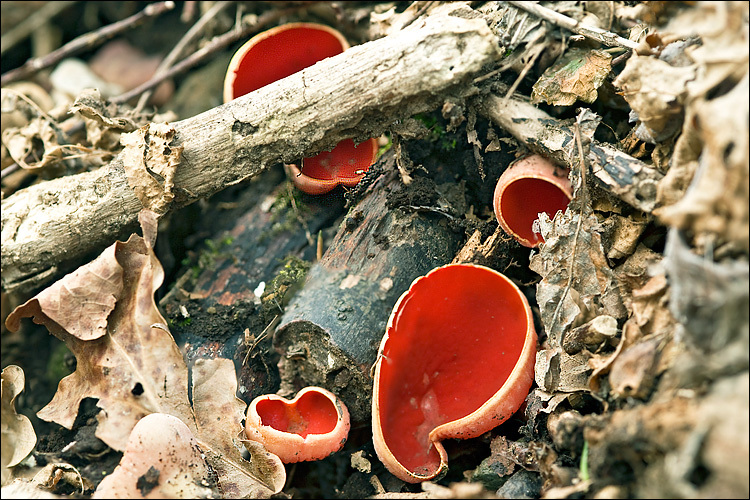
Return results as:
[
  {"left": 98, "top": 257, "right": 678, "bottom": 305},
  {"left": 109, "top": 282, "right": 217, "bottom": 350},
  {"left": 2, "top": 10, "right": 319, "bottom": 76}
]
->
[
  {"left": 479, "top": 94, "right": 664, "bottom": 214},
  {"left": 1, "top": 13, "right": 500, "bottom": 294},
  {"left": 158, "top": 166, "right": 347, "bottom": 403},
  {"left": 273, "top": 169, "right": 463, "bottom": 422}
]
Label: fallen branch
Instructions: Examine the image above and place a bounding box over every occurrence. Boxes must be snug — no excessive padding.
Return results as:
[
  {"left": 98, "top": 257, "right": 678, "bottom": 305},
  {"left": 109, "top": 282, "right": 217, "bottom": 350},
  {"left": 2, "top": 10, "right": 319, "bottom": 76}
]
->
[
  {"left": 1, "top": 14, "right": 499, "bottom": 294},
  {"left": 507, "top": 1, "right": 639, "bottom": 50},
  {"left": 478, "top": 94, "right": 663, "bottom": 214}
]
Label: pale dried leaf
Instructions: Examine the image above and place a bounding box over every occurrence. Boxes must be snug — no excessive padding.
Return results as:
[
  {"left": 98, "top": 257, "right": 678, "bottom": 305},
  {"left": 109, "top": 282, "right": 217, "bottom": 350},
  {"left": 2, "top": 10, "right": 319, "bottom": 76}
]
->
[
  {"left": 120, "top": 123, "right": 182, "bottom": 215},
  {"left": 530, "top": 210, "right": 626, "bottom": 347},
  {"left": 613, "top": 54, "right": 694, "bottom": 142},
  {"left": 533, "top": 48, "right": 613, "bottom": 106},
  {"left": 608, "top": 336, "right": 663, "bottom": 399},
  {"left": 93, "top": 413, "right": 214, "bottom": 499},
  {"left": 1, "top": 365, "right": 37, "bottom": 485},
  {"left": 655, "top": 72, "right": 749, "bottom": 252},
  {"left": 4, "top": 246, "right": 120, "bottom": 341},
  {"left": 69, "top": 89, "right": 140, "bottom": 132},
  {"left": 5, "top": 211, "right": 195, "bottom": 451},
  {"left": 1, "top": 118, "right": 63, "bottom": 170},
  {"left": 192, "top": 358, "right": 285, "bottom": 498}
]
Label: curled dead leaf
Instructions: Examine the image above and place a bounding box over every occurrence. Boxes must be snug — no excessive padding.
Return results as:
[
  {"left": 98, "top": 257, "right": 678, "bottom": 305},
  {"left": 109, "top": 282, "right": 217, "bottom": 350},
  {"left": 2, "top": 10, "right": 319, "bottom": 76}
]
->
[
  {"left": 5, "top": 210, "right": 194, "bottom": 451},
  {"left": 1, "top": 365, "right": 37, "bottom": 486},
  {"left": 121, "top": 123, "right": 182, "bottom": 215}
]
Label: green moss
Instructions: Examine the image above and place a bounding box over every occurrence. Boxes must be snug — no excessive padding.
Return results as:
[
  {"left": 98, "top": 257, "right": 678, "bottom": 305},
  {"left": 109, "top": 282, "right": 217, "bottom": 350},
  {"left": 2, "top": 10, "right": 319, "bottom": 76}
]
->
[
  {"left": 182, "top": 233, "right": 235, "bottom": 280},
  {"left": 260, "top": 255, "right": 311, "bottom": 316},
  {"left": 259, "top": 182, "right": 311, "bottom": 243},
  {"left": 47, "top": 341, "right": 73, "bottom": 385},
  {"left": 414, "top": 112, "right": 457, "bottom": 151}
]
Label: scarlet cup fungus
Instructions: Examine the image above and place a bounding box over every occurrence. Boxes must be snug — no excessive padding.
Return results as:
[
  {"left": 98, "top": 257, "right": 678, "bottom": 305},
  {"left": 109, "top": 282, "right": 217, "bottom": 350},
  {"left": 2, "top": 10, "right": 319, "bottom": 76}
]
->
[
  {"left": 244, "top": 386, "right": 350, "bottom": 463},
  {"left": 224, "top": 22, "right": 378, "bottom": 194},
  {"left": 371, "top": 263, "right": 537, "bottom": 483},
  {"left": 493, "top": 154, "right": 573, "bottom": 247}
]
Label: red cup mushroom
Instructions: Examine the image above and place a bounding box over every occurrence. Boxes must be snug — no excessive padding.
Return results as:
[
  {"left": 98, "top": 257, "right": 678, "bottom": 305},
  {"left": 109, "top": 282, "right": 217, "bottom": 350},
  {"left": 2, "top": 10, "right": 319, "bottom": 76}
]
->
[
  {"left": 224, "top": 22, "right": 378, "bottom": 194},
  {"left": 245, "top": 386, "right": 351, "bottom": 463},
  {"left": 371, "top": 263, "right": 537, "bottom": 483},
  {"left": 493, "top": 154, "right": 573, "bottom": 248}
]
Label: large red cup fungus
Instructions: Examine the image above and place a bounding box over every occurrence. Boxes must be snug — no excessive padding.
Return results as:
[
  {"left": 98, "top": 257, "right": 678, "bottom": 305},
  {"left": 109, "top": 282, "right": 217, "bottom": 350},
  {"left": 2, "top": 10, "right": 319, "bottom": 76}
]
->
[
  {"left": 224, "top": 22, "right": 378, "bottom": 194},
  {"left": 245, "top": 386, "right": 350, "bottom": 463},
  {"left": 493, "top": 154, "right": 573, "bottom": 248},
  {"left": 371, "top": 263, "right": 537, "bottom": 483}
]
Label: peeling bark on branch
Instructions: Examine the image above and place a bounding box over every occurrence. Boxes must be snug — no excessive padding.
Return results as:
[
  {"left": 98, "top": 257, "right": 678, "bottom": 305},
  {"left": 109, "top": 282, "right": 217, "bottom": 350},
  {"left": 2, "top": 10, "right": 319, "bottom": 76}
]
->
[
  {"left": 479, "top": 94, "right": 664, "bottom": 214},
  {"left": 1, "top": 14, "right": 500, "bottom": 294}
]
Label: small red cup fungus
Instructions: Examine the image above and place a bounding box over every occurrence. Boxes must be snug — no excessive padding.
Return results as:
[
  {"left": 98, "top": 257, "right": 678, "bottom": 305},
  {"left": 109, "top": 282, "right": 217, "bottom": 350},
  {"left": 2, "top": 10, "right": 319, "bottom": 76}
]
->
[
  {"left": 493, "top": 154, "right": 573, "bottom": 248},
  {"left": 245, "top": 386, "right": 351, "bottom": 463},
  {"left": 371, "top": 263, "right": 537, "bottom": 483},
  {"left": 224, "top": 22, "right": 378, "bottom": 194}
]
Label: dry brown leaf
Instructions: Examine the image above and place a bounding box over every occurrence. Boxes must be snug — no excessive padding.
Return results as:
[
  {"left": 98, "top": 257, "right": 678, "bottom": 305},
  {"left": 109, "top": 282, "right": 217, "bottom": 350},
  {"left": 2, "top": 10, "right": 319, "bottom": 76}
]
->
[
  {"left": 608, "top": 336, "right": 663, "bottom": 400},
  {"left": 1, "top": 365, "right": 37, "bottom": 486},
  {"left": 532, "top": 48, "right": 613, "bottom": 106},
  {"left": 120, "top": 123, "right": 182, "bottom": 215},
  {"left": 69, "top": 88, "right": 142, "bottom": 151},
  {"left": 613, "top": 53, "right": 695, "bottom": 143},
  {"left": 618, "top": 2, "right": 750, "bottom": 253},
  {"left": 4, "top": 245, "right": 121, "bottom": 342},
  {"left": 69, "top": 89, "right": 141, "bottom": 132},
  {"left": 1, "top": 117, "right": 65, "bottom": 171},
  {"left": 535, "top": 348, "right": 591, "bottom": 393},
  {"left": 530, "top": 210, "right": 626, "bottom": 348},
  {"left": 5, "top": 212, "right": 285, "bottom": 497},
  {"left": 192, "top": 358, "right": 285, "bottom": 498},
  {"left": 93, "top": 413, "right": 215, "bottom": 499},
  {"left": 655, "top": 71, "right": 749, "bottom": 252},
  {"left": 5, "top": 210, "right": 195, "bottom": 451}
]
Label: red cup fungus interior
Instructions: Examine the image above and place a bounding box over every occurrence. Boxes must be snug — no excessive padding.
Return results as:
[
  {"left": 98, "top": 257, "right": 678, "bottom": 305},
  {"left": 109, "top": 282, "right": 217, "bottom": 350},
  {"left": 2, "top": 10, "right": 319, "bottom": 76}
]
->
[
  {"left": 225, "top": 23, "right": 376, "bottom": 194},
  {"left": 376, "top": 264, "right": 533, "bottom": 476},
  {"left": 257, "top": 390, "right": 338, "bottom": 438},
  {"left": 226, "top": 25, "right": 346, "bottom": 98},
  {"left": 299, "top": 138, "right": 377, "bottom": 182},
  {"left": 500, "top": 176, "right": 572, "bottom": 246}
]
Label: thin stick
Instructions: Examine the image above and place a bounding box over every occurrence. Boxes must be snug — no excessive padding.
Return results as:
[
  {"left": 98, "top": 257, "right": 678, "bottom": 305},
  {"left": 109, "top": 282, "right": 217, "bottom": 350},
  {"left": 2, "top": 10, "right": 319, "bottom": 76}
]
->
[
  {"left": 502, "top": 46, "right": 542, "bottom": 106},
  {"left": 0, "top": 1, "right": 77, "bottom": 55},
  {"left": 135, "top": 0, "right": 234, "bottom": 111},
  {"left": 507, "top": 1, "right": 639, "bottom": 50},
  {"left": 1, "top": 1, "right": 176, "bottom": 87},
  {"left": 401, "top": 1, "right": 435, "bottom": 30},
  {"left": 111, "top": 5, "right": 303, "bottom": 105}
]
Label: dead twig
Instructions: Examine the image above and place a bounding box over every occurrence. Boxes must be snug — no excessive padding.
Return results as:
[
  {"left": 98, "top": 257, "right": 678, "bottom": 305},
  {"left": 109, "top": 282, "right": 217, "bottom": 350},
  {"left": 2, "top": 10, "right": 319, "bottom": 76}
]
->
[
  {"left": 112, "top": 5, "right": 305, "bottom": 105},
  {"left": 0, "top": 1, "right": 77, "bottom": 56},
  {"left": 135, "top": 0, "right": 235, "bottom": 111},
  {"left": 507, "top": 1, "right": 639, "bottom": 50},
  {"left": 0, "top": 1, "right": 176, "bottom": 86}
]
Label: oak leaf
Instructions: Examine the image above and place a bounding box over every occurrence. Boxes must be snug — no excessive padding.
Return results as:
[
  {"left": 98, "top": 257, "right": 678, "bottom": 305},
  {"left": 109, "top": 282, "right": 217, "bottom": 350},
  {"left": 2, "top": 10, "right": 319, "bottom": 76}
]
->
[{"left": 5, "top": 210, "right": 285, "bottom": 497}]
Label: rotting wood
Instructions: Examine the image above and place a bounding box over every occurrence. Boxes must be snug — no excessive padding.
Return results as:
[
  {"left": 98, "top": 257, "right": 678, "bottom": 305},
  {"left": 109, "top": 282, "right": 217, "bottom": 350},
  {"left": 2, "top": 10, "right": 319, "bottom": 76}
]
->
[
  {"left": 273, "top": 168, "right": 463, "bottom": 422},
  {"left": 159, "top": 166, "right": 348, "bottom": 404},
  {"left": 1, "top": 14, "right": 500, "bottom": 294},
  {"left": 478, "top": 94, "right": 664, "bottom": 214}
]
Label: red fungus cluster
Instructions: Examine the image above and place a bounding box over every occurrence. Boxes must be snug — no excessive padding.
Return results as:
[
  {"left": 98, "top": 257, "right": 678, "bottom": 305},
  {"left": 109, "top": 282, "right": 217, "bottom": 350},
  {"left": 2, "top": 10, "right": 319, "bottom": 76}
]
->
[{"left": 224, "top": 23, "right": 378, "bottom": 195}]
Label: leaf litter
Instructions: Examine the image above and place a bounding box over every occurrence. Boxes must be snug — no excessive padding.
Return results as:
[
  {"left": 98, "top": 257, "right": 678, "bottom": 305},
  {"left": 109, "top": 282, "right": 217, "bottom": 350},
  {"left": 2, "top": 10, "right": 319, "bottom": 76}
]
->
[
  {"left": 5, "top": 210, "right": 285, "bottom": 497},
  {"left": 1, "top": 1, "right": 748, "bottom": 498}
]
